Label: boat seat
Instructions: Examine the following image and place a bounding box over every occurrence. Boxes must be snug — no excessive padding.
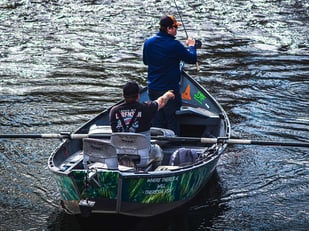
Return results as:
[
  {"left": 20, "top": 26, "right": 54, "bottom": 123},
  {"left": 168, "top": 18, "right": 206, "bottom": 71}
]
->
[
  {"left": 176, "top": 106, "right": 220, "bottom": 123},
  {"left": 176, "top": 106, "right": 221, "bottom": 137},
  {"left": 110, "top": 132, "right": 151, "bottom": 168},
  {"left": 83, "top": 138, "right": 118, "bottom": 170}
]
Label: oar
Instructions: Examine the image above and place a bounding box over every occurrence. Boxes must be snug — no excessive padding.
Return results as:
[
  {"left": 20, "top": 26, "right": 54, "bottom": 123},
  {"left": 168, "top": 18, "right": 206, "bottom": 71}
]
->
[
  {"left": 152, "top": 136, "right": 309, "bottom": 148},
  {"left": 0, "top": 133, "right": 308, "bottom": 147}
]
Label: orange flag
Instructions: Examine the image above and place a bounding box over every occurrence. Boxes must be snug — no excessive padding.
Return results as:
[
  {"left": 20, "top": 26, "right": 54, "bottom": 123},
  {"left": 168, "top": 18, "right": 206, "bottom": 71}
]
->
[{"left": 182, "top": 85, "right": 191, "bottom": 100}]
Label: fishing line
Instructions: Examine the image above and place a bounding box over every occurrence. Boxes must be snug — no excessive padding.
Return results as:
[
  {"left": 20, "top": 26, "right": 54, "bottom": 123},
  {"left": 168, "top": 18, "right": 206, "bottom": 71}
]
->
[
  {"left": 172, "top": 0, "right": 202, "bottom": 49},
  {"left": 172, "top": 0, "right": 202, "bottom": 71}
]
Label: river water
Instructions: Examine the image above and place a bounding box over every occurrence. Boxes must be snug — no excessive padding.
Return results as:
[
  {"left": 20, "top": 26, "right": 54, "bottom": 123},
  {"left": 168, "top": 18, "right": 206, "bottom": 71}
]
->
[{"left": 0, "top": 0, "right": 308, "bottom": 230}]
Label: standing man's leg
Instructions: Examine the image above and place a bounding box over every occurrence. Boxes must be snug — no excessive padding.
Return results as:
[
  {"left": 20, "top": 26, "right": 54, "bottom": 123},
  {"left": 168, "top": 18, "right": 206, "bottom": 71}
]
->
[
  {"left": 162, "top": 92, "right": 181, "bottom": 135},
  {"left": 149, "top": 90, "right": 181, "bottom": 135},
  {"left": 148, "top": 89, "right": 166, "bottom": 128}
]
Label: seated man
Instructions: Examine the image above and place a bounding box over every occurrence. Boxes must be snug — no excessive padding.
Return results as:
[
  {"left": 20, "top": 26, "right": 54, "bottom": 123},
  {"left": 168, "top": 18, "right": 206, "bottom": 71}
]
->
[{"left": 109, "top": 80, "right": 175, "bottom": 143}]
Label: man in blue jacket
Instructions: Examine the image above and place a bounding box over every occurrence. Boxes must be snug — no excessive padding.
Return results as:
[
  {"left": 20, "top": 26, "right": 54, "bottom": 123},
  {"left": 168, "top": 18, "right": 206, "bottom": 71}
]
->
[{"left": 143, "top": 15, "right": 197, "bottom": 135}]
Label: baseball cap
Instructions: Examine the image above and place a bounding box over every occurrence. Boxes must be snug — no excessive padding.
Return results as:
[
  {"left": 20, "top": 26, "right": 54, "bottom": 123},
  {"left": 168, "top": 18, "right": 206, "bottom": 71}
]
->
[
  {"left": 123, "top": 81, "right": 141, "bottom": 98},
  {"left": 159, "top": 15, "right": 182, "bottom": 28}
]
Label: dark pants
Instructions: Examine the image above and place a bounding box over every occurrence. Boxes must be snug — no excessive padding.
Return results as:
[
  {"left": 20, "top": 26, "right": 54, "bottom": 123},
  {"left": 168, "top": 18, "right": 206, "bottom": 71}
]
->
[{"left": 148, "top": 89, "right": 181, "bottom": 136}]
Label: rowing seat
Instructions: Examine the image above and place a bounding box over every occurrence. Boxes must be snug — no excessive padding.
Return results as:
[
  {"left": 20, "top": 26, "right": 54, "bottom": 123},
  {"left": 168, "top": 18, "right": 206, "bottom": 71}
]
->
[
  {"left": 82, "top": 138, "right": 118, "bottom": 170},
  {"left": 110, "top": 132, "right": 150, "bottom": 168}
]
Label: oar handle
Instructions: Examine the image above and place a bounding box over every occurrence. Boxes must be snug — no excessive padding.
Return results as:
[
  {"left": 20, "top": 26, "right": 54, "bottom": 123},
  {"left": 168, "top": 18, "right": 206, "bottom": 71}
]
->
[
  {"left": 196, "top": 62, "right": 200, "bottom": 72},
  {"left": 0, "top": 134, "right": 64, "bottom": 139},
  {"left": 230, "top": 139, "right": 309, "bottom": 147},
  {"left": 200, "top": 137, "right": 309, "bottom": 147},
  {"left": 0, "top": 133, "right": 90, "bottom": 139}
]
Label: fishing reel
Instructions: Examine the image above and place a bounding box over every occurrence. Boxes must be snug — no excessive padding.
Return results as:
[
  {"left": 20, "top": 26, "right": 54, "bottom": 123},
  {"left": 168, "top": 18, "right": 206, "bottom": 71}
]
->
[{"left": 195, "top": 39, "right": 202, "bottom": 49}]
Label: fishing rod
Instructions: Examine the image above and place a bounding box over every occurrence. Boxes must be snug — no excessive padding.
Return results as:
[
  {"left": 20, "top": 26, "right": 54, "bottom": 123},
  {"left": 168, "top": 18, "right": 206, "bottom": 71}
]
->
[
  {"left": 173, "top": 0, "right": 202, "bottom": 71},
  {"left": 173, "top": 0, "right": 202, "bottom": 49},
  {"left": 173, "top": 0, "right": 188, "bottom": 38}
]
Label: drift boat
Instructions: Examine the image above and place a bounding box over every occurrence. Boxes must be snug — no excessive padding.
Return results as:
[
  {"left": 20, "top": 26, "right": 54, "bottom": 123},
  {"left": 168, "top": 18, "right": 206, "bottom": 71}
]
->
[{"left": 48, "top": 71, "right": 230, "bottom": 217}]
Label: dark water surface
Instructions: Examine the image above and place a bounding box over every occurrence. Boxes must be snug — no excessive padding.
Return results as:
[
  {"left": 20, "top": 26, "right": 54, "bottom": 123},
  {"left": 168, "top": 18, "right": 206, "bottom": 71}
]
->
[{"left": 0, "top": 0, "right": 308, "bottom": 230}]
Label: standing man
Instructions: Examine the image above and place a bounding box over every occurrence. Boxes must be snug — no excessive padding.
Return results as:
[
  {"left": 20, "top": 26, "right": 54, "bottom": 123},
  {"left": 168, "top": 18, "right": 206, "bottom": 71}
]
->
[{"left": 143, "top": 15, "right": 197, "bottom": 135}]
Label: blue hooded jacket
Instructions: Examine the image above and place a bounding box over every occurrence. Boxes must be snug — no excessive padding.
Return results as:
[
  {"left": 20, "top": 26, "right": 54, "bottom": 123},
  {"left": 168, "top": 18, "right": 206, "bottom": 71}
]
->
[{"left": 143, "top": 32, "right": 197, "bottom": 92}]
